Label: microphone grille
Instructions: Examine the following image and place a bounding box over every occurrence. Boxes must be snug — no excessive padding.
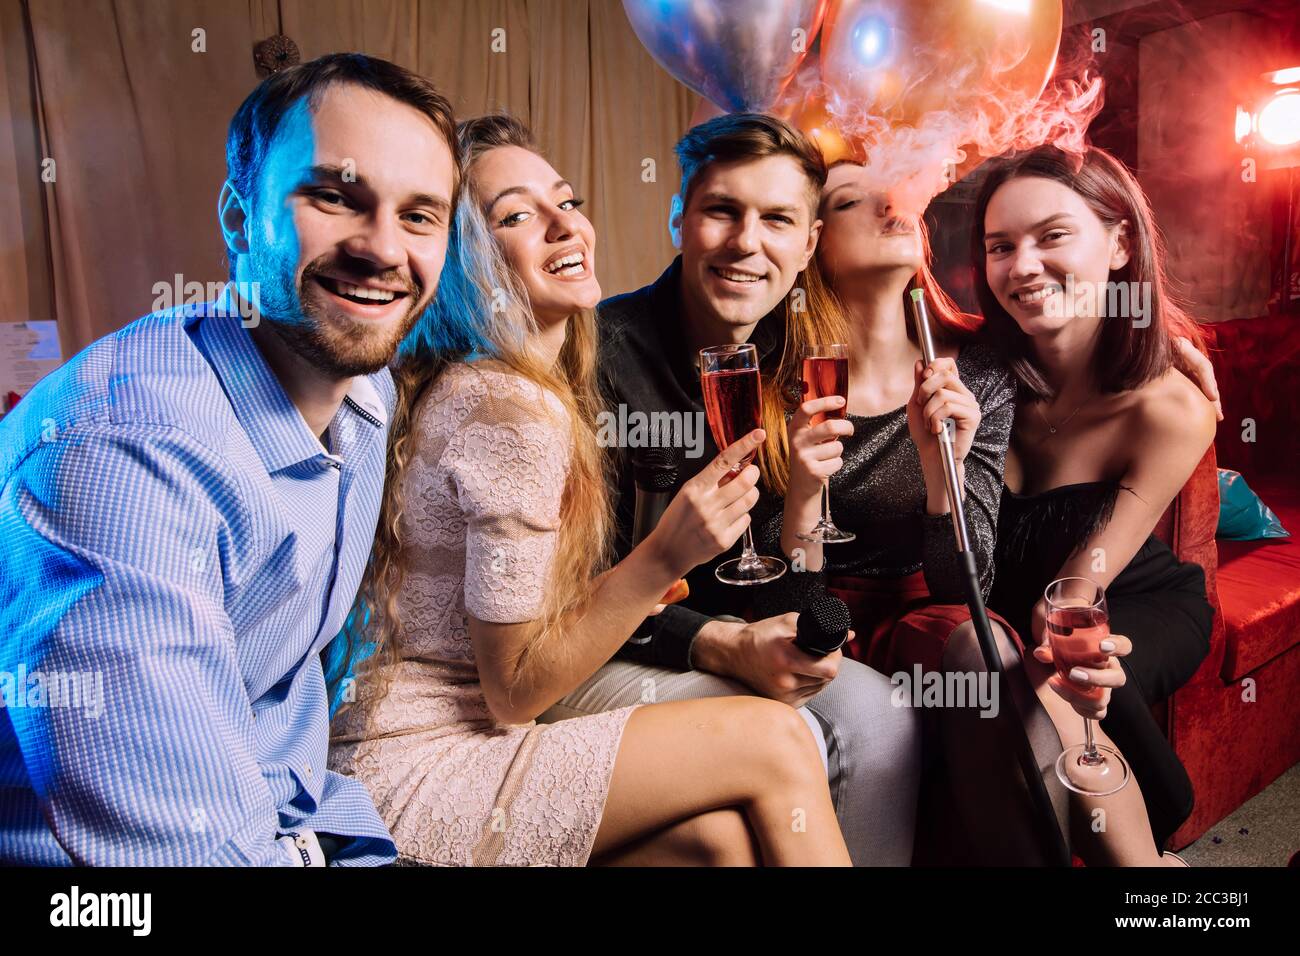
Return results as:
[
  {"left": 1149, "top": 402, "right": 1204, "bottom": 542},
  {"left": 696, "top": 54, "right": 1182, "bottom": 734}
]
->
[
  {"left": 632, "top": 435, "right": 682, "bottom": 491},
  {"left": 797, "top": 592, "right": 852, "bottom": 653},
  {"left": 800, "top": 595, "right": 852, "bottom": 639}
]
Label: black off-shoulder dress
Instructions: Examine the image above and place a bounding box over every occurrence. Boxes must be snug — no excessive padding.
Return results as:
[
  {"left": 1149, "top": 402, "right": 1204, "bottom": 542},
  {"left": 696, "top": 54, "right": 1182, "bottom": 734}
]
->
[{"left": 988, "top": 479, "right": 1214, "bottom": 849}]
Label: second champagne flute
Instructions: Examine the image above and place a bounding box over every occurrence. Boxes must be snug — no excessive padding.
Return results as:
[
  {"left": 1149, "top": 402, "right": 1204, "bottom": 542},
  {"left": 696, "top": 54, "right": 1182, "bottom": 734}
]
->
[
  {"left": 797, "top": 342, "right": 855, "bottom": 544},
  {"left": 699, "top": 344, "right": 786, "bottom": 586}
]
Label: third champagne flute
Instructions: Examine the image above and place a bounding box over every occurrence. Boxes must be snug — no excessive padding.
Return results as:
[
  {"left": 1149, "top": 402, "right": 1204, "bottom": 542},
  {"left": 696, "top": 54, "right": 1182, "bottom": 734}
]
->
[
  {"left": 796, "top": 342, "right": 855, "bottom": 544},
  {"left": 1044, "top": 576, "right": 1130, "bottom": 797},
  {"left": 699, "top": 344, "right": 786, "bottom": 586}
]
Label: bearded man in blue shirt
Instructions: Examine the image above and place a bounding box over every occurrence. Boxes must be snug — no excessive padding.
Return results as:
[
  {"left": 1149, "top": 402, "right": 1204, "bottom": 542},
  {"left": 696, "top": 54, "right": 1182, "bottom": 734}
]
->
[{"left": 0, "top": 53, "right": 459, "bottom": 866}]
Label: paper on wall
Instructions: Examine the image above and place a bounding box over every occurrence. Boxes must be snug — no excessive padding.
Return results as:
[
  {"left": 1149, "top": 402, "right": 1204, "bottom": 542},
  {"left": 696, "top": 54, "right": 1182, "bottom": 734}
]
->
[{"left": 0, "top": 321, "right": 62, "bottom": 399}]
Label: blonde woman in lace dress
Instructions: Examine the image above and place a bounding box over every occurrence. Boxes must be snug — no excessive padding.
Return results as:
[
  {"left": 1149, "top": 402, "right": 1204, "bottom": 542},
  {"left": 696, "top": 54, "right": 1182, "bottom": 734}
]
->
[{"left": 328, "top": 114, "right": 849, "bottom": 866}]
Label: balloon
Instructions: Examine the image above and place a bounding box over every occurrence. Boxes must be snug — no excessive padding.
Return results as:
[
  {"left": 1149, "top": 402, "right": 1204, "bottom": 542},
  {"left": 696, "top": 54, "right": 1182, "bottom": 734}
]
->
[
  {"left": 623, "top": 0, "right": 830, "bottom": 112},
  {"left": 819, "top": 0, "right": 1062, "bottom": 127},
  {"left": 773, "top": 54, "right": 857, "bottom": 163}
]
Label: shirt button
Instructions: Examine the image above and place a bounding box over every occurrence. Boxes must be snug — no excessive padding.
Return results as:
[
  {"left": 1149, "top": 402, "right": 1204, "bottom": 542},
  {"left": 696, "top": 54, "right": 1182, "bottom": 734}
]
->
[{"left": 305, "top": 763, "right": 313, "bottom": 777}]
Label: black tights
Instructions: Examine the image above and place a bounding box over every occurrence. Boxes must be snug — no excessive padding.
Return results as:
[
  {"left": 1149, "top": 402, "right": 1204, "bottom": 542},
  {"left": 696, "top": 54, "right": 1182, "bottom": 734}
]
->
[
  {"left": 920, "top": 619, "right": 1072, "bottom": 865},
  {"left": 925, "top": 616, "right": 1204, "bottom": 864}
]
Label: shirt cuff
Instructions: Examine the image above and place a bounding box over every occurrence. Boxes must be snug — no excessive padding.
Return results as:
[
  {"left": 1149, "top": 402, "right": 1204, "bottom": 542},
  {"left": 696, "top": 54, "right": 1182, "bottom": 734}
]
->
[{"left": 653, "top": 603, "right": 713, "bottom": 671}]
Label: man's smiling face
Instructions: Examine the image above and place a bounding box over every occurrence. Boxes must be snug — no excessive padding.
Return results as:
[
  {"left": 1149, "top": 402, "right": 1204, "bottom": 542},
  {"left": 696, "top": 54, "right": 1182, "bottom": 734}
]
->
[
  {"left": 675, "top": 153, "right": 822, "bottom": 335},
  {"left": 239, "top": 82, "right": 456, "bottom": 377}
]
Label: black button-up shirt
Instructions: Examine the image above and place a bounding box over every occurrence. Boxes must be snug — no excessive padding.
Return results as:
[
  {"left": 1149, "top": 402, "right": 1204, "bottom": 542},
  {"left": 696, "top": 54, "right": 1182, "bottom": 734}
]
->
[{"left": 596, "top": 256, "right": 785, "bottom": 670}]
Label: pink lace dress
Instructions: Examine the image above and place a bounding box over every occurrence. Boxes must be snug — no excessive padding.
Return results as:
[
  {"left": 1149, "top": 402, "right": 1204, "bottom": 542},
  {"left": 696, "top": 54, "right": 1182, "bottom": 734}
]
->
[{"left": 329, "top": 363, "right": 638, "bottom": 866}]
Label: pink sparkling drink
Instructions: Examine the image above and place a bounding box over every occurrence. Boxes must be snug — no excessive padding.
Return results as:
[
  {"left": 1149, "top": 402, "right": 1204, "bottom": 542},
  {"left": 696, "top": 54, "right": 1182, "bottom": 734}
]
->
[{"left": 1044, "top": 600, "right": 1110, "bottom": 703}]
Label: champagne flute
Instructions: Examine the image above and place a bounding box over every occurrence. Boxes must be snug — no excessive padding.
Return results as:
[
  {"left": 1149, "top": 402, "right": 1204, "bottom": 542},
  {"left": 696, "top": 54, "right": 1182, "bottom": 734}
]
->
[
  {"left": 1044, "top": 577, "right": 1130, "bottom": 796},
  {"left": 796, "top": 342, "right": 855, "bottom": 544},
  {"left": 699, "top": 344, "right": 786, "bottom": 586}
]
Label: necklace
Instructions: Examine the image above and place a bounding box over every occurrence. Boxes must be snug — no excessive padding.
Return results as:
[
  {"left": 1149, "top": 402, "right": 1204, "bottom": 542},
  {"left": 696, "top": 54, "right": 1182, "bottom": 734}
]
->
[{"left": 1036, "top": 401, "right": 1083, "bottom": 437}]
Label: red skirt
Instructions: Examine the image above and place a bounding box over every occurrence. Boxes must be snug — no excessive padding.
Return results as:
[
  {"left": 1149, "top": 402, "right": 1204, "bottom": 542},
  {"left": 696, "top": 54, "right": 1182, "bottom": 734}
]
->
[{"left": 827, "top": 571, "right": 1025, "bottom": 674}]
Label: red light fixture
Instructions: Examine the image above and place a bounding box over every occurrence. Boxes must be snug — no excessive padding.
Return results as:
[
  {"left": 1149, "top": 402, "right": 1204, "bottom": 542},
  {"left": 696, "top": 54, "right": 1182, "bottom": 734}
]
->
[
  {"left": 1236, "top": 66, "right": 1300, "bottom": 314},
  {"left": 1237, "top": 66, "right": 1300, "bottom": 167}
]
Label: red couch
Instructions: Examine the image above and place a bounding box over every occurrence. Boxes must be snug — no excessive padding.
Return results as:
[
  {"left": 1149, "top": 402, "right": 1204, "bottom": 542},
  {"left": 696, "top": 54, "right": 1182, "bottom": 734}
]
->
[{"left": 1159, "top": 314, "right": 1300, "bottom": 850}]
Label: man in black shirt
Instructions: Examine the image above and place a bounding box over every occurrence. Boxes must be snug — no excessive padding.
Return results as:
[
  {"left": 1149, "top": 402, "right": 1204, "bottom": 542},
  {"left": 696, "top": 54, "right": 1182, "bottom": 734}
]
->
[
  {"left": 597, "top": 255, "right": 784, "bottom": 662},
  {"left": 539, "top": 114, "right": 920, "bottom": 865}
]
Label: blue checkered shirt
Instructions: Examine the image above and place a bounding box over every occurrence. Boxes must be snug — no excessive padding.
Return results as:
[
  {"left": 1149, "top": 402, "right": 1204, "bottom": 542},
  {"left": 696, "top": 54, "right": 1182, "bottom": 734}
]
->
[{"left": 0, "top": 291, "right": 397, "bottom": 865}]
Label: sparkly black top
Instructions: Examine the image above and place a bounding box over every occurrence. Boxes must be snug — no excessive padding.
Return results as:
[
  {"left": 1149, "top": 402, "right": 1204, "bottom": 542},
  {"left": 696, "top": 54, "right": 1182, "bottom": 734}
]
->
[{"left": 752, "top": 342, "right": 1017, "bottom": 616}]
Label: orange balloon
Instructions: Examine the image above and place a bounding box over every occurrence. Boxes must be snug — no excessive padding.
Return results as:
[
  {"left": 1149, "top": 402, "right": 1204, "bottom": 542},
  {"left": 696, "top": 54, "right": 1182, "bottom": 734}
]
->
[
  {"left": 779, "top": 89, "right": 856, "bottom": 164},
  {"left": 819, "top": 0, "right": 1062, "bottom": 127}
]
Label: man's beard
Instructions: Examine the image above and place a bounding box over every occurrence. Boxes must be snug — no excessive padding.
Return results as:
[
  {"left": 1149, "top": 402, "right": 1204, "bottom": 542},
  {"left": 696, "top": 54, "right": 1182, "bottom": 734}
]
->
[{"left": 245, "top": 241, "right": 426, "bottom": 378}]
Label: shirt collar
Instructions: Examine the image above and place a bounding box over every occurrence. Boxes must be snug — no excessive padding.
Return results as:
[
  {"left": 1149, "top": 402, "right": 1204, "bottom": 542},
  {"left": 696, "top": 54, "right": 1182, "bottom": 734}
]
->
[
  {"left": 194, "top": 285, "right": 388, "bottom": 475},
  {"left": 342, "top": 373, "right": 388, "bottom": 428}
]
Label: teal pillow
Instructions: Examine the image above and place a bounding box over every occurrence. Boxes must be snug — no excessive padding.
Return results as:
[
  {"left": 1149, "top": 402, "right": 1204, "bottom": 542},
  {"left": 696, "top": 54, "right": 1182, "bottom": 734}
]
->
[{"left": 1217, "top": 469, "right": 1290, "bottom": 541}]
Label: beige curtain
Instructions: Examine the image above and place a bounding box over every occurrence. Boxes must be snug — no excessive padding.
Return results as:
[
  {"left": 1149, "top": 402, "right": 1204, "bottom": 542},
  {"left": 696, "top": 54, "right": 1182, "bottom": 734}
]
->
[
  {"left": 0, "top": 0, "right": 53, "bottom": 333},
  {"left": 4, "top": 0, "right": 697, "bottom": 357}
]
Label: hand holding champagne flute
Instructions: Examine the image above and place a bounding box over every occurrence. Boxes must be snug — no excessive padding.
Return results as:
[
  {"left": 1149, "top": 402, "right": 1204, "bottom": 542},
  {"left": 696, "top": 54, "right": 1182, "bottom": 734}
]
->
[
  {"left": 1042, "top": 577, "right": 1130, "bottom": 796},
  {"left": 699, "top": 344, "right": 786, "bottom": 585},
  {"left": 640, "top": 426, "right": 768, "bottom": 580},
  {"left": 796, "top": 343, "right": 855, "bottom": 544}
]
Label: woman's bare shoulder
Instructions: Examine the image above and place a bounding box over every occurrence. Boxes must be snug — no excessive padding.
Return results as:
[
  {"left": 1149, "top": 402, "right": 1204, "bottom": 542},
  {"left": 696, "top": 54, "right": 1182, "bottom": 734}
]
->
[
  {"left": 1125, "top": 367, "right": 1217, "bottom": 455},
  {"left": 1140, "top": 368, "right": 1215, "bottom": 427}
]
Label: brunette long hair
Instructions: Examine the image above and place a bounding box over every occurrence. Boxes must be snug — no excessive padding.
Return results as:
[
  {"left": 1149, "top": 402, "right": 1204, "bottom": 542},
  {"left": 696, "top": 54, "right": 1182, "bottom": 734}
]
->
[
  {"left": 328, "top": 114, "right": 611, "bottom": 720},
  {"left": 970, "top": 145, "right": 1205, "bottom": 400}
]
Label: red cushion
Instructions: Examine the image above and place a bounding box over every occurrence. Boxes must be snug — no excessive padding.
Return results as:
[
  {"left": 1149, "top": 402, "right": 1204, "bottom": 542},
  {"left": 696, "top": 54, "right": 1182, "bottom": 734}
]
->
[
  {"left": 1169, "top": 638, "right": 1300, "bottom": 850},
  {"left": 1155, "top": 446, "right": 1227, "bottom": 687},
  {"left": 1216, "top": 476, "right": 1300, "bottom": 680}
]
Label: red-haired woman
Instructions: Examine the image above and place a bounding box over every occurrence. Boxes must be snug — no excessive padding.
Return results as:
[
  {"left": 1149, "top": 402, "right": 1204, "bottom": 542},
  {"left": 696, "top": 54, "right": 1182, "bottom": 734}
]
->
[
  {"left": 753, "top": 163, "right": 1011, "bottom": 675},
  {"left": 748, "top": 158, "right": 1026, "bottom": 861}
]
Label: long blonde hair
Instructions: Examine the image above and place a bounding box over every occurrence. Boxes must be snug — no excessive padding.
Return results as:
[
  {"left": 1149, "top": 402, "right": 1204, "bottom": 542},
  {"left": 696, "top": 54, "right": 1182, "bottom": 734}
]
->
[{"left": 329, "top": 114, "right": 611, "bottom": 721}]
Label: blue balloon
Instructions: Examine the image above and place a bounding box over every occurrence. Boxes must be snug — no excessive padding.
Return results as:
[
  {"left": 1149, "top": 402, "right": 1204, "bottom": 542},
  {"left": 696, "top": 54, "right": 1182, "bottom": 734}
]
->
[{"left": 622, "top": 0, "right": 829, "bottom": 112}]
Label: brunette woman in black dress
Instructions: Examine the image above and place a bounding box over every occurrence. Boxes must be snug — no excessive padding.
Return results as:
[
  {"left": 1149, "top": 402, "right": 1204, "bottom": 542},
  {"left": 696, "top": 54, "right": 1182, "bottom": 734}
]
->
[{"left": 974, "top": 145, "right": 1217, "bottom": 862}]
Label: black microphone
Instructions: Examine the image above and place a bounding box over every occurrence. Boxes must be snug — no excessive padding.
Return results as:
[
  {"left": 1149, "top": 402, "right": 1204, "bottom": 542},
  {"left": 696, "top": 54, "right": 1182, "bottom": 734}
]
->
[
  {"left": 630, "top": 442, "right": 682, "bottom": 547},
  {"left": 795, "top": 592, "right": 852, "bottom": 657}
]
